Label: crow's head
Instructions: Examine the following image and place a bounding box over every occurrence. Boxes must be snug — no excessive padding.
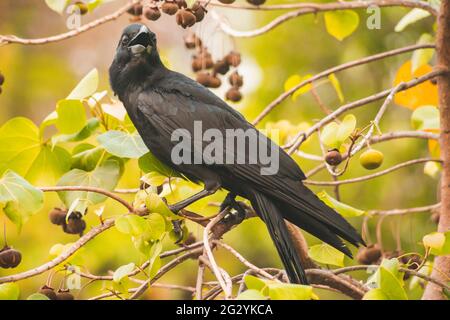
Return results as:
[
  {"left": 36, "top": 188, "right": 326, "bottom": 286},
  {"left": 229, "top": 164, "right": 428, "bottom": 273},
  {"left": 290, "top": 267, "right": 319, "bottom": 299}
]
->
[{"left": 109, "top": 24, "right": 163, "bottom": 96}]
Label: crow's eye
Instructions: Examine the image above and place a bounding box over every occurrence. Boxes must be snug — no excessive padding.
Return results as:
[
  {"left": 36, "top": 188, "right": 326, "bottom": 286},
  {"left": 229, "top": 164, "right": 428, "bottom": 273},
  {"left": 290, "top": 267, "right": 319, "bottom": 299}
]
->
[{"left": 122, "top": 37, "right": 129, "bottom": 45}]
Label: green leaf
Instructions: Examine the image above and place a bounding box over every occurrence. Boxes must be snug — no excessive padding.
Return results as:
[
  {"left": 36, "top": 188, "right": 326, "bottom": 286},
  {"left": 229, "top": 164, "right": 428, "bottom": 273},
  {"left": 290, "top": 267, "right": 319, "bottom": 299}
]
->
[
  {"left": 268, "top": 283, "right": 314, "bottom": 300},
  {"left": 113, "top": 263, "right": 135, "bottom": 283},
  {"left": 423, "top": 231, "right": 450, "bottom": 255},
  {"left": 411, "top": 34, "right": 434, "bottom": 72},
  {"left": 141, "top": 172, "right": 167, "bottom": 187},
  {"left": 244, "top": 275, "right": 267, "bottom": 293},
  {"left": 0, "top": 170, "right": 44, "bottom": 229},
  {"left": 71, "top": 144, "right": 105, "bottom": 172},
  {"left": 52, "top": 118, "right": 100, "bottom": 145},
  {"left": 411, "top": 105, "right": 439, "bottom": 131},
  {"left": 57, "top": 159, "right": 121, "bottom": 213},
  {"left": 317, "top": 190, "right": 365, "bottom": 217},
  {"left": 142, "top": 213, "right": 166, "bottom": 241},
  {"left": 308, "top": 243, "right": 345, "bottom": 267},
  {"left": 139, "top": 152, "right": 181, "bottom": 178},
  {"left": 237, "top": 289, "right": 267, "bottom": 300},
  {"left": 115, "top": 215, "right": 148, "bottom": 236},
  {"left": 378, "top": 266, "right": 408, "bottom": 300},
  {"left": 145, "top": 192, "right": 178, "bottom": 219},
  {"left": 363, "top": 288, "right": 388, "bottom": 300},
  {"left": 56, "top": 99, "right": 87, "bottom": 135},
  {"left": 328, "top": 73, "right": 344, "bottom": 102},
  {"left": 395, "top": 9, "right": 431, "bottom": 32},
  {"left": 0, "top": 283, "right": 20, "bottom": 300},
  {"left": 148, "top": 240, "right": 163, "bottom": 279},
  {"left": 45, "top": 0, "right": 70, "bottom": 14},
  {"left": 321, "top": 122, "right": 340, "bottom": 149},
  {"left": 67, "top": 68, "right": 99, "bottom": 100},
  {"left": 337, "top": 114, "right": 356, "bottom": 144},
  {"left": 97, "top": 130, "right": 148, "bottom": 158},
  {"left": 0, "top": 117, "right": 71, "bottom": 184},
  {"left": 27, "top": 293, "right": 50, "bottom": 300},
  {"left": 324, "top": 10, "right": 359, "bottom": 41}
]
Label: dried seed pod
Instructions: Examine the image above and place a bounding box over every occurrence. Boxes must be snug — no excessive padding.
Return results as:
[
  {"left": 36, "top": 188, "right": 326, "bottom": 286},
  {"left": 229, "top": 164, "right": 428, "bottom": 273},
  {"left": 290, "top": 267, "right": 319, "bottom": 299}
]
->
[
  {"left": 49, "top": 207, "right": 68, "bottom": 226},
  {"left": 218, "top": 0, "right": 236, "bottom": 3},
  {"left": 127, "top": 3, "right": 143, "bottom": 16},
  {"left": 56, "top": 289, "right": 75, "bottom": 300},
  {"left": 176, "top": 9, "right": 197, "bottom": 28},
  {"left": 62, "top": 212, "right": 86, "bottom": 235},
  {"left": 225, "top": 87, "right": 242, "bottom": 102},
  {"left": 39, "top": 285, "right": 57, "bottom": 300},
  {"left": 184, "top": 33, "right": 201, "bottom": 49},
  {"left": 196, "top": 72, "right": 211, "bottom": 86},
  {"left": 356, "top": 244, "right": 382, "bottom": 265},
  {"left": 225, "top": 51, "right": 241, "bottom": 67},
  {"left": 213, "top": 59, "right": 230, "bottom": 75},
  {"left": 73, "top": 1, "right": 88, "bottom": 15},
  {"left": 192, "top": 58, "right": 203, "bottom": 72},
  {"left": 191, "top": 1, "right": 206, "bottom": 22},
  {"left": 208, "top": 75, "right": 221, "bottom": 88},
  {"left": 246, "top": 0, "right": 266, "bottom": 5},
  {"left": 0, "top": 73, "right": 5, "bottom": 86},
  {"left": 175, "top": 0, "right": 188, "bottom": 9},
  {"left": 144, "top": 5, "right": 161, "bottom": 21},
  {"left": 229, "top": 71, "right": 243, "bottom": 87},
  {"left": 325, "top": 149, "right": 342, "bottom": 166},
  {"left": 0, "top": 246, "right": 22, "bottom": 269},
  {"left": 161, "top": 0, "right": 179, "bottom": 15}
]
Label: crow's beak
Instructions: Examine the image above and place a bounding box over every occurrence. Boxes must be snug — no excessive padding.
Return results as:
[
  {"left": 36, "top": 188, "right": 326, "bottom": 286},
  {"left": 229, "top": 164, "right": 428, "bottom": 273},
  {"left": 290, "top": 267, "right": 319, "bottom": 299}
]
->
[{"left": 128, "top": 26, "right": 152, "bottom": 56}]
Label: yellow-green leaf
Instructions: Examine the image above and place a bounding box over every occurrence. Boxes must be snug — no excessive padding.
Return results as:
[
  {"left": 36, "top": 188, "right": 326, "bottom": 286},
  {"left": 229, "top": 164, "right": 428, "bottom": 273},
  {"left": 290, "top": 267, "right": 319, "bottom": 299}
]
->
[
  {"left": 317, "top": 190, "right": 365, "bottom": 217},
  {"left": 324, "top": 10, "right": 360, "bottom": 41},
  {"left": 308, "top": 243, "right": 345, "bottom": 267},
  {"left": 67, "top": 68, "right": 99, "bottom": 100},
  {"left": 328, "top": 73, "right": 344, "bottom": 102},
  {"left": 284, "top": 74, "right": 312, "bottom": 101}
]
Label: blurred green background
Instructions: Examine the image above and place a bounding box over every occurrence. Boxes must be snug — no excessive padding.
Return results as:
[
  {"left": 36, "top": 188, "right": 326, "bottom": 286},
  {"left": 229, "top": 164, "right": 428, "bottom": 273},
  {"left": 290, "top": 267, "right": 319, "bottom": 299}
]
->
[{"left": 0, "top": 0, "right": 439, "bottom": 299}]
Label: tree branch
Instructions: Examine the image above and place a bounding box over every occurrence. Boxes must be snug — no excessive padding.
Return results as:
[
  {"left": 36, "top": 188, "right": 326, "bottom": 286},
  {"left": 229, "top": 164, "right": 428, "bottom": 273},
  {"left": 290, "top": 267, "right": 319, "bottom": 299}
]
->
[{"left": 253, "top": 43, "right": 435, "bottom": 125}]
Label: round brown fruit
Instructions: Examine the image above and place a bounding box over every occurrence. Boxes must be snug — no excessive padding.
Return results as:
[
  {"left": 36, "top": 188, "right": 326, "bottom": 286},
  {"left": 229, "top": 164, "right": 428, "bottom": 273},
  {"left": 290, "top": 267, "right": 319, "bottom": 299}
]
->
[
  {"left": 144, "top": 6, "right": 161, "bottom": 21},
  {"left": 356, "top": 244, "right": 381, "bottom": 265},
  {"left": 49, "top": 207, "right": 67, "bottom": 226},
  {"left": 175, "top": 0, "right": 188, "bottom": 8},
  {"left": 213, "top": 59, "right": 230, "bottom": 75},
  {"left": 62, "top": 212, "right": 86, "bottom": 235},
  {"left": 176, "top": 9, "right": 197, "bottom": 29},
  {"left": 229, "top": 71, "right": 243, "bottom": 87},
  {"left": 127, "top": 3, "right": 143, "bottom": 16},
  {"left": 191, "top": 2, "right": 206, "bottom": 22},
  {"left": 56, "top": 289, "right": 75, "bottom": 300},
  {"left": 246, "top": 0, "right": 266, "bottom": 5},
  {"left": 225, "top": 51, "right": 241, "bottom": 67},
  {"left": 74, "top": 1, "right": 88, "bottom": 15},
  {"left": 196, "top": 72, "right": 211, "bottom": 86},
  {"left": 39, "top": 285, "right": 57, "bottom": 300},
  {"left": 0, "top": 246, "right": 22, "bottom": 269},
  {"left": 192, "top": 58, "right": 203, "bottom": 72},
  {"left": 325, "top": 149, "right": 342, "bottom": 166},
  {"left": 0, "top": 72, "right": 4, "bottom": 85},
  {"left": 161, "top": 1, "right": 179, "bottom": 15},
  {"left": 184, "top": 33, "right": 201, "bottom": 49},
  {"left": 225, "top": 88, "right": 242, "bottom": 102},
  {"left": 218, "top": 0, "right": 236, "bottom": 4},
  {"left": 208, "top": 75, "right": 222, "bottom": 88},
  {"left": 359, "top": 149, "right": 384, "bottom": 170}
]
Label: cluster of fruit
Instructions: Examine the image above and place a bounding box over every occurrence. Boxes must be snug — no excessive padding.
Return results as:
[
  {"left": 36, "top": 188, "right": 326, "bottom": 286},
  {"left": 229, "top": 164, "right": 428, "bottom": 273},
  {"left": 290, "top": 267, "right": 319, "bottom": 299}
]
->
[
  {"left": 39, "top": 285, "right": 75, "bottom": 300},
  {"left": 0, "top": 71, "right": 4, "bottom": 94},
  {"left": 325, "top": 148, "right": 384, "bottom": 170},
  {"left": 127, "top": 1, "right": 207, "bottom": 28},
  {"left": 184, "top": 34, "right": 243, "bottom": 102},
  {"left": 49, "top": 208, "right": 87, "bottom": 236}
]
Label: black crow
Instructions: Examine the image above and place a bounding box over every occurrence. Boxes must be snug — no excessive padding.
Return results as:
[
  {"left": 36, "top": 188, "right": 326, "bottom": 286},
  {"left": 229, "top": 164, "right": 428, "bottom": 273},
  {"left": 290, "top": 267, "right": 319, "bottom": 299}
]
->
[{"left": 109, "top": 24, "right": 364, "bottom": 284}]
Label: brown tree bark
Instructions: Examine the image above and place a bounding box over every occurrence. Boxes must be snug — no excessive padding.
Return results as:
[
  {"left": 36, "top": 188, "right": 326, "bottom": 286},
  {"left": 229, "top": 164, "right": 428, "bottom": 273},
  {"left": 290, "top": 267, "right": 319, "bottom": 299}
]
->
[{"left": 422, "top": 0, "right": 450, "bottom": 300}]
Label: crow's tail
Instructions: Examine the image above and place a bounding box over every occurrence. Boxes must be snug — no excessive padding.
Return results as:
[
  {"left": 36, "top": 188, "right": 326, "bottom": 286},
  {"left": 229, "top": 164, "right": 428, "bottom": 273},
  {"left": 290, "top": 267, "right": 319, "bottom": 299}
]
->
[{"left": 250, "top": 190, "right": 308, "bottom": 284}]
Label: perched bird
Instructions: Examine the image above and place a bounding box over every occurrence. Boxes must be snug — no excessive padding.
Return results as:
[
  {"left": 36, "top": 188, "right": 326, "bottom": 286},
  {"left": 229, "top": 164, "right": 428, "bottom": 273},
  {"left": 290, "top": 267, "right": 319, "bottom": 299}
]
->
[{"left": 109, "top": 24, "right": 364, "bottom": 284}]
